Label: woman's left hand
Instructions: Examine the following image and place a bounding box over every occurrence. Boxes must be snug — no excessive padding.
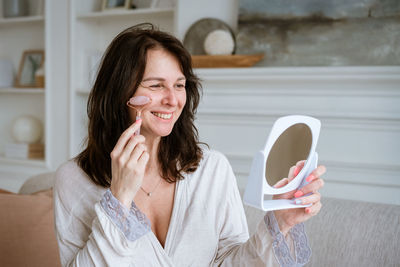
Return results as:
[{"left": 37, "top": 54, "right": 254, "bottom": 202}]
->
[{"left": 272, "top": 161, "right": 326, "bottom": 236}]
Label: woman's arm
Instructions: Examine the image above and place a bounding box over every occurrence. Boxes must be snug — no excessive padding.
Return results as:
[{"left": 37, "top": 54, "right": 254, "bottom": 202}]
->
[
  {"left": 54, "top": 121, "right": 153, "bottom": 266},
  {"left": 54, "top": 172, "right": 151, "bottom": 266},
  {"left": 213, "top": 157, "right": 324, "bottom": 266}
]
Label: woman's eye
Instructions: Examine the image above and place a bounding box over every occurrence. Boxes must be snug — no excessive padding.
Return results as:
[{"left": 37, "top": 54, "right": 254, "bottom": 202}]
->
[
  {"left": 149, "top": 84, "right": 163, "bottom": 89},
  {"left": 176, "top": 84, "right": 186, "bottom": 90}
]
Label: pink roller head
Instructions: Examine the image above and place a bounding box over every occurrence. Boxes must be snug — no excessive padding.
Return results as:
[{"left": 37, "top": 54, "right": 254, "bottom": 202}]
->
[
  {"left": 128, "top": 95, "right": 151, "bottom": 107},
  {"left": 127, "top": 96, "right": 152, "bottom": 124}
]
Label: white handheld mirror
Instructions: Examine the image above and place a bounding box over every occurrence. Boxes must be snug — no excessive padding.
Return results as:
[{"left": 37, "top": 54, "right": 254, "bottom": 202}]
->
[{"left": 243, "top": 115, "right": 321, "bottom": 211}]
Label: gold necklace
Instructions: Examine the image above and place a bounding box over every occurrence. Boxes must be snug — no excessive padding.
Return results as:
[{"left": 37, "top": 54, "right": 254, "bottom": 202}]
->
[{"left": 140, "top": 178, "right": 162, "bottom": 197}]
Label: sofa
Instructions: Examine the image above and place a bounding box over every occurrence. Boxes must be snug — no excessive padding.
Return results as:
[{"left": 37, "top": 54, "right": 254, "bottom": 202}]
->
[{"left": 0, "top": 172, "right": 399, "bottom": 267}]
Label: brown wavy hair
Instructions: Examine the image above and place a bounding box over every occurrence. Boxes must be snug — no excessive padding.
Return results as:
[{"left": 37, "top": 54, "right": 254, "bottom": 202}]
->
[{"left": 76, "top": 23, "right": 203, "bottom": 187}]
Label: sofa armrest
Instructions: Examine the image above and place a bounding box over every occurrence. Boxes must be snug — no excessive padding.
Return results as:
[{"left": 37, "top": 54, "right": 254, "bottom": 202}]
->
[{"left": 18, "top": 172, "right": 55, "bottom": 194}]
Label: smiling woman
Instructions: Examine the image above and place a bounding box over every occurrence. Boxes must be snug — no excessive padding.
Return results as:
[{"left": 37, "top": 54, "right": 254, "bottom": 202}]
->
[
  {"left": 53, "top": 23, "right": 325, "bottom": 266},
  {"left": 129, "top": 49, "right": 187, "bottom": 140}
]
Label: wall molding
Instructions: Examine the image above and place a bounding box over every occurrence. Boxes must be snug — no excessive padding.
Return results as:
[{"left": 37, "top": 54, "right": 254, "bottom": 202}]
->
[
  {"left": 195, "top": 66, "right": 400, "bottom": 80},
  {"left": 196, "top": 112, "right": 400, "bottom": 132},
  {"left": 225, "top": 153, "right": 400, "bottom": 187}
]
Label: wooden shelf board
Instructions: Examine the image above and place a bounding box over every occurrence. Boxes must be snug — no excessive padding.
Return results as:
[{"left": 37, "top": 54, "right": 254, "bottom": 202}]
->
[
  {"left": 0, "top": 156, "right": 46, "bottom": 167},
  {"left": 76, "top": 88, "right": 90, "bottom": 95},
  {"left": 192, "top": 54, "right": 265, "bottom": 68},
  {"left": 0, "top": 87, "right": 45, "bottom": 94},
  {"left": 0, "top": 15, "right": 44, "bottom": 25}
]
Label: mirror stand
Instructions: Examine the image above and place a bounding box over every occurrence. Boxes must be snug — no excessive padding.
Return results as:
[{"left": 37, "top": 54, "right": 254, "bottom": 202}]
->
[{"left": 243, "top": 115, "right": 321, "bottom": 212}]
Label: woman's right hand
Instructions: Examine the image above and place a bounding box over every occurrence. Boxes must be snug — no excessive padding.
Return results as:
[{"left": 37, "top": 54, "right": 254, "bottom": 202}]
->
[{"left": 110, "top": 119, "right": 149, "bottom": 209}]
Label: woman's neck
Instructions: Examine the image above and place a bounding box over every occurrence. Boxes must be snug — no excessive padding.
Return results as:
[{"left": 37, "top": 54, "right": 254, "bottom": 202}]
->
[{"left": 142, "top": 133, "right": 161, "bottom": 175}]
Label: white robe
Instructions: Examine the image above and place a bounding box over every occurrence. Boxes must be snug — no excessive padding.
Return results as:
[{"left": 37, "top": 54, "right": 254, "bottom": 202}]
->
[{"left": 54, "top": 149, "right": 310, "bottom": 266}]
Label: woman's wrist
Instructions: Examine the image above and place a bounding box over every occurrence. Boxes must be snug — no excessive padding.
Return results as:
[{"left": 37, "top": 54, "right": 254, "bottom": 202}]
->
[
  {"left": 110, "top": 187, "right": 134, "bottom": 209},
  {"left": 273, "top": 210, "right": 292, "bottom": 236}
]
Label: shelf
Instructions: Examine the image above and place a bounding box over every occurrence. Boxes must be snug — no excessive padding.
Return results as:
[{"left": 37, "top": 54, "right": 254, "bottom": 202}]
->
[
  {"left": 0, "top": 87, "right": 45, "bottom": 94},
  {"left": 0, "top": 15, "right": 44, "bottom": 25},
  {"left": 0, "top": 156, "right": 46, "bottom": 168},
  {"left": 76, "top": 88, "right": 91, "bottom": 95},
  {"left": 192, "top": 54, "right": 265, "bottom": 68},
  {"left": 77, "top": 7, "right": 174, "bottom": 20}
]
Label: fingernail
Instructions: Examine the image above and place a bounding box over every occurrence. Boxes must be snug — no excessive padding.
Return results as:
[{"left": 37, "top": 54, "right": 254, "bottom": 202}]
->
[
  {"left": 306, "top": 174, "right": 315, "bottom": 183},
  {"left": 293, "top": 199, "right": 302, "bottom": 205},
  {"left": 294, "top": 190, "right": 304, "bottom": 198},
  {"left": 136, "top": 119, "right": 142, "bottom": 123},
  {"left": 273, "top": 178, "right": 287, "bottom": 188},
  {"left": 293, "top": 166, "right": 299, "bottom": 177},
  {"left": 305, "top": 208, "right": 311, "bottom": 214}
]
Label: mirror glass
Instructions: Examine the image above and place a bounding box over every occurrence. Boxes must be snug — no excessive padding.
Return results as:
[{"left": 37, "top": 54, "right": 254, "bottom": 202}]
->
[{"left": 265, "top": 123, "right": 312, "bottom": 187}]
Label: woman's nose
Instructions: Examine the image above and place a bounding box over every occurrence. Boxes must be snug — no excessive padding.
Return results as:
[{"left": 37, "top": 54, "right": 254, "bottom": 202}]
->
[{"left": 162, "top": 86, "right": 178, "bottom": 106}]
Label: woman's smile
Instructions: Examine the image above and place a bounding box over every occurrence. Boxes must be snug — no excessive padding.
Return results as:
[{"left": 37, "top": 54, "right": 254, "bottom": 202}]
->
[{"left": 151, "top": 111, "right": 173, "bottom": 121}]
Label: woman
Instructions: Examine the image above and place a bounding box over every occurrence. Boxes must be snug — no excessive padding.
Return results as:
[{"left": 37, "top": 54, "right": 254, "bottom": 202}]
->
[{"left": 54, "top": 23, "right": 326, "bottom": 266}]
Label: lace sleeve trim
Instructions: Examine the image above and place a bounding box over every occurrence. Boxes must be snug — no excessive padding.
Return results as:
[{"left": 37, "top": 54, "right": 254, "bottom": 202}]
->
[
  {"left": 100, "top": 189, "right": 151, "bottom": 242},
  {"left": 264, "top": 211, "right": 311, "bottom": 267}
]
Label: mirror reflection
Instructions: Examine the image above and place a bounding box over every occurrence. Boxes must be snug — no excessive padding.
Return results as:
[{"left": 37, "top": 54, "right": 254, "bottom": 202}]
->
[{"left": 265, "top": 123, "right": 312, "bottom": 187}]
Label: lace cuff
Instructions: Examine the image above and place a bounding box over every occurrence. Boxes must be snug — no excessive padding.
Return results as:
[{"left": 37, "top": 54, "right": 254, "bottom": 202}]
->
[
  {"left": 100, "top": 189, "right": 151, "bottom": 242},
  {"left": 264, "top": 211, "right": 311, "bottom": 267}
]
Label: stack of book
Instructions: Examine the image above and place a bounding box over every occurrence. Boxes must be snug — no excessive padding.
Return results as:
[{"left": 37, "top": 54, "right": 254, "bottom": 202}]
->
[{"left": 4, "top": 143, "right": 44, "bottom": 159}]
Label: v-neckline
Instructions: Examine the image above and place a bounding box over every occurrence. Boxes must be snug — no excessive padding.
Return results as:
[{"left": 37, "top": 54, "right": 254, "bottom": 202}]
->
[{"left": 150, "top": 177, "right": 182, "bottom": 255}]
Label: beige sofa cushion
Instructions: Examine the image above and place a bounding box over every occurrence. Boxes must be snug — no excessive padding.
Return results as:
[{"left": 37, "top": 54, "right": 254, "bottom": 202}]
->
[
  {"left": 304, "top": 197, "right": 400, "bottom": 267},
  {"left": 243, "top": 197, "right": 400, "bottom": 267},
  {"left": 0, "top": 189, "right": 61, "bottom": 267}
]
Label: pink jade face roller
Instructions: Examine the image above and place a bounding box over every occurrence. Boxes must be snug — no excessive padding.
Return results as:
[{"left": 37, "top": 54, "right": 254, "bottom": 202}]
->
[{"left": 127, "top": 95, "right": 152, "bottom": 135}]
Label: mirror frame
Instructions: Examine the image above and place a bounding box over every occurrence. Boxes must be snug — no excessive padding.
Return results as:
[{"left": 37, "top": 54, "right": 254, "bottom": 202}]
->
[{"left": 243, "top": 115, "right": 321, "bottom": 211}]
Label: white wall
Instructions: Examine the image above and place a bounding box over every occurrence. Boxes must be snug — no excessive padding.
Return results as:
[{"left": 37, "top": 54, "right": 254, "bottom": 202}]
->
[{"left": 194, "top": 67, "right": 400, "bottom": 205}]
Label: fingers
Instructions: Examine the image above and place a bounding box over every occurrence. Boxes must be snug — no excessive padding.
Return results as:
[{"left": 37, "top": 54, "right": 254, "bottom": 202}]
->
[
  {"left": 294, "top": 165, "right": 326, "bottom": 196},
  {"left": 126, "top": 143, "right": 147, "bottom": 167},
  {"left": 294, "top": 191, "right": 321, "bottom": 205},
  {"left": 137, "top": 150, "right": 150, "bottom": 170},
  {"left": 119, "top": 135, "right": 145, "bottom": 163},
  {"left": 305, "top": 165, "right": 327, "bottom": 183},
  {"left": 295, "top": 178, "right": 324, "bottom": 198},
  {"left": 273, "top": 178, "right": 289, "bottom": 188},
  {"left": 305, "top": 201, "right": 322, "bottom": 215},
  {"left": 111, "top": 120, "right": 142, "bottom": 158},
  {"left": 287, "top": 166, "right": 296, "bottom": 180},
  {"left": 288, "top": 160, "right": 306, "bottom": 181}
]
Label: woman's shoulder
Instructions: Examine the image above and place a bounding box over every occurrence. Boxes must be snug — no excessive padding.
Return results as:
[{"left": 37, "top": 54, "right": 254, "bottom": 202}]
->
[
  {"left": 201, "top": 147, "right": 227, "bottom": 161},
  {"left": 54, "top": 159, "right": 104, "bottom": 197},
  {"left": 190, "top": 147, "right": 234, "bottom": 180},
  {"left": 54, "top": 160, "right": 106, "bottom": 214},
  {"left": 200, "top": 147, "right": 231, "bottom": 168},
  {"left": 187, "top": 147, "right": 238, "bottom": 198},
  {"left": 55, "top": 160, "right": 86, "bottom": 186}
]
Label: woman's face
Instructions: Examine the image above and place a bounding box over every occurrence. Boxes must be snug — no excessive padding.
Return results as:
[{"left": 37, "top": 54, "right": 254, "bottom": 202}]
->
[{"left": 129, "top": 48, "right": 187, "bottom": 139}]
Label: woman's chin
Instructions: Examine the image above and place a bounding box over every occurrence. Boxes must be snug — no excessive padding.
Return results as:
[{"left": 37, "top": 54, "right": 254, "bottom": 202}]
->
[{"left": 142, "top": 127, "right": 174, "bottom": 138}]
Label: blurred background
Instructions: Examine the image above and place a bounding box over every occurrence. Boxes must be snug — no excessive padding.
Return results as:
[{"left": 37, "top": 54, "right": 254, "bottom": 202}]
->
[{"left": 0, "top": 0, "right": 399, "bottom": 205}]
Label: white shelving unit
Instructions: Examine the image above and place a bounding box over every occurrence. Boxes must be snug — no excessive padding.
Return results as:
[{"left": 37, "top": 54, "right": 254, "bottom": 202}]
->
[
  {"left": 0, "top": 0, "right": 70, "bottom": 192},
  {"left": 0, "top": 0, "right": 46, "bottom": 186}
]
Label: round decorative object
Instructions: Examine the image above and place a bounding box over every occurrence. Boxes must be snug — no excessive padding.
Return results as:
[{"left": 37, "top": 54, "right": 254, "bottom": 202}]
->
[
  {"left": 12, "top": 115, "right": 43, "bottom": 143},
  {"left": 203, "top": 29, "right": 235, "bottom": 55},
  {"left": 183, "top": 18, "right": 236, "bottom": 55}
]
